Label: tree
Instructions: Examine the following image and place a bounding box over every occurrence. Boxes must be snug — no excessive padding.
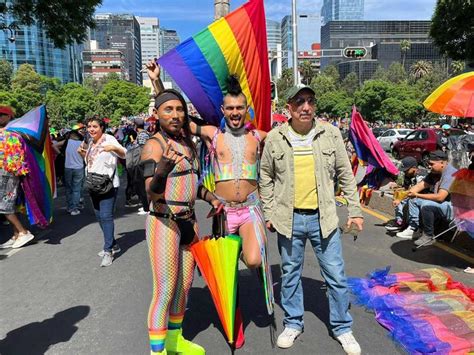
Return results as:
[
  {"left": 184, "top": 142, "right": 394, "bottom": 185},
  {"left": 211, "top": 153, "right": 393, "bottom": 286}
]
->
[
  {"left": 400, "top": 39, "right": 411, "bottom": 68},
  {"left": 450, "top": 60, "right": 465, "bottom": 75},
  {"left": 380, "top": 97, "right": 423, "bottom": 122},
  {"left": 341, "top": 72, "right": 359, "bottom": 96},
  {"left": 57, "top": 83, "right": 97, "bottom": 124},
  {"left": 310, "top": 74, "right": 337, "bottom": 98},
  {"left": 0, "top": 60, "right": 13, "bottom": 90},
  {"left": 321, "top": 65, "right": 340, "bottom": 82},
  {"left": 414, "top": 63, "right": 449, "bottom": 100},
  {"left": 410, "top": 60, "right": 433, "bottom": 81},
  {"left": 11, "top": 64, "right": 42, "bottom": 92},
  {"left": 430, "top": 0, "right": 474, "bottom": 67},
  {"left": 316, "top": 90, "right": 353, "bottom": 118},
  {"left": 299, "top": 61, "right": 315, "bottom": 86},
  {"left": 1, "top": 0, "right": 102, "bottom": 49},
  {"left": 11, "top": 88, "right": 43, "bottom": 117},
  {"left": 386, "top": 63, "right": 408, "bottom": 84},
  {"left": 276, "top": 68, "right": 293, "bottom": 101},
  {"left": 0, "top": 91, "right": 19, "bottom": 113},
  {"left": 354, "top": 80, "right": 395, "bottom": 121}
]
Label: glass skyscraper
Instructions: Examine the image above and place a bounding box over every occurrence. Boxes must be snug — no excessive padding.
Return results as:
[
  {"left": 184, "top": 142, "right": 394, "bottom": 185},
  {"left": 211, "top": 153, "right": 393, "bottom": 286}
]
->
[
  {"left": 266, "top": 19, "right": 281, "bottom": 52},
  {"left": 321, "top": 0, "right": 364, "bottom": 25},
  {"left": 159, "top": 29, "right": 180, "bottom": 87},
  {"left": 0, "top": 15, "right": 82, "bottom": 83}
]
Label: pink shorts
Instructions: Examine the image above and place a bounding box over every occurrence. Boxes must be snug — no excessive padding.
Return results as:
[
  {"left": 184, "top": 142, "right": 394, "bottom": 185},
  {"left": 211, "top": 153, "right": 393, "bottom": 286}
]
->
[{"left": 225, "top": 206, "right": 252, "bottom": 234}]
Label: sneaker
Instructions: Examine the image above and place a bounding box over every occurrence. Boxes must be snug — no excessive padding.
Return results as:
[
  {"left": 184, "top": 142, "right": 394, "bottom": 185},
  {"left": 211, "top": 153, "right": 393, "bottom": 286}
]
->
[
  {"left": 276, "top": 327, "right": 302, "bottom": 349},
  {"left": 337, "top": 332, "right": 361, "bottom": 355},
  {"left": 70, "top": 210, "right": 81, "bottom": 216},
  {"left": 98, "top": 245, "right": 121, "bottom": 257},
  {"left": 414, "top": 233, "right": 435, "bottom": 247},
  {"left": 100, "top": 252, "right": 113, "bottom": 267},
  {"left": 385, "top": 220, "right": 403, "bottom": 232},
  {"left": 396, "top": 227, "right": 415, "bottom": 239},
  {"left": 12, "top": 231, "right": 34, "bottom": 248},
  {"left": 0, "top": 238, "right": 15, "bottom": 249},
  {"left": 137, "top": 207, "right": 149, "bottom": 215},
  {"left": 125, "top": 201, "right": 139, "bottom": 208}
]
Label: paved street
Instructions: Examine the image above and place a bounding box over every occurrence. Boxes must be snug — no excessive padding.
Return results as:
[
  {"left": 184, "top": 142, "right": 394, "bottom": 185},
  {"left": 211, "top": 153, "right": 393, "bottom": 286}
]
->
[{"left": 1, "top": 185, "right": 472, "bottom": 355}]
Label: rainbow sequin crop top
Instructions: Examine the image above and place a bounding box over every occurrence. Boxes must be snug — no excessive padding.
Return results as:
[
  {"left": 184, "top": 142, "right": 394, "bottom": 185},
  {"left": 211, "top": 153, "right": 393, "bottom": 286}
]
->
[{"left": 213, "top": 159, "right": 258, "bottom": 182}]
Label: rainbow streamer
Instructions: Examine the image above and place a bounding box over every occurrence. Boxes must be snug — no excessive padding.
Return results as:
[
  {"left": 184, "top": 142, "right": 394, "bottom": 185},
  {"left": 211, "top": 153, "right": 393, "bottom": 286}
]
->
[
  {"left": 349, "top": 107, "right": 399, "bottom": 176},
  {"left": 158, "top": 0, "right": 271, "bottom": 131},
  {"left": 450, "top": 169, "right": 474, "bottom": 238},
  {"left": 6, "top": 105, "right": 55, "bottom": 227},
  {"left": 349, "top": 267, "right": 474, "bottom": 354}
]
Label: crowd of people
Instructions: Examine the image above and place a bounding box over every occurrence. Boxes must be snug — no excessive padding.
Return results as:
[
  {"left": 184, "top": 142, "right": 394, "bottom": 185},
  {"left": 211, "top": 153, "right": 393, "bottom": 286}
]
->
[{"left": 1, "top": 60, "right": 473, "bottom": 354}]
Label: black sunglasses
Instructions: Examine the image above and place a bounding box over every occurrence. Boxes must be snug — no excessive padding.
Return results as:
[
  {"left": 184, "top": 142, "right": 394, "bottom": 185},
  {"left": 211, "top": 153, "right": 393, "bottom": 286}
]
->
[{"left": 292, "top": 96, "right": 315, "bottom": 107}]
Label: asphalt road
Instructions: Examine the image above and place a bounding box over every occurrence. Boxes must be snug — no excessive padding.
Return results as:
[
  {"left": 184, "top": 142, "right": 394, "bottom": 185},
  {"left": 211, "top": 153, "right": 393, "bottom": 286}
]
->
[{"left": 1, "top": 185, "right": 472, "bottom": 355}]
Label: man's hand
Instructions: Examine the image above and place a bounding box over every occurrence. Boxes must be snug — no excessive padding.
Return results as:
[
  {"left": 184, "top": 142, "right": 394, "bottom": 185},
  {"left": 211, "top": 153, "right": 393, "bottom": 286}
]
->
[
  {"left": 392, "top": 199, "right": 401, "bottom": 207},
  {"left": 146, "top": 59, "right": 160, "bottom": 81},
  {"left": 346, "top": 217, "right": 364, "bottom": 232},
  {"left": 266, "top": 221, "right": 276, "bottom": 233},
  {"left": 407, "top": 191, "right": 418, "bottom": 199}
]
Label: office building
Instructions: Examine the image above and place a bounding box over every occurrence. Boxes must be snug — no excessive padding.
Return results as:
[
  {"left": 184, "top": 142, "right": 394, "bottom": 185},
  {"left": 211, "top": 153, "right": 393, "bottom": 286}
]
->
[
  {"left": 82, "top": 40, "right": 126, "bottom": 80},
  {"left": 321, "top": 0, "right": 364, "bottom": 25},
  {"left": 136, "top": 17, "right": 160, "bottom": 69},
  {"left": 90, "top": 14, "right": 142, "bottom": 85},
  {"left": 266, "top": 19, "right": 281, "bottom": 52},
  {"left": 280, "top": 15, "right": 293, "bottom": 69},
  {"left": 0, "top": 16, "right": 82, "bottom": 83},
  {"left": 321, "top": 20, "right": 444, "bottom": 81},
  {"left": 159, "top": 29, "right": 180, "bottom": 86}
]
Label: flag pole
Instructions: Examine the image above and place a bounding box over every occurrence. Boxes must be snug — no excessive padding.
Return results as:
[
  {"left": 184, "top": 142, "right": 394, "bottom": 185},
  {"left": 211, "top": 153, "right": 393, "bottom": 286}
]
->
[{"left": 291, "top": 0, "right": 298, "bottom": 86}]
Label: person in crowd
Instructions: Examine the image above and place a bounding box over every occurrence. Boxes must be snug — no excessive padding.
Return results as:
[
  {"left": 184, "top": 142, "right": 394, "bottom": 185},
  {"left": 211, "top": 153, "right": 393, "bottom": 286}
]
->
[
  {"left": 396, "top": 151, "right": 457, "bottom": 245},
  {"left": 0, "top": 106, "right": 35, "bottom": 249},
  {"left": 78, "top": 117, "right": 126, "bottom": 267},
  {"left": 133, "top": 117, "right": 150, "bottom": 215},
  {"left": 140, "top": 88, "right": 220, "bottom": 355},
  {"left": 259, "top": 86, "right": 364, "bottom": 354},
  {"left": 385, "top": 156, "right": 428, "bottom": 232},
  {"left": 60, "top": 124, "right": 85, "bottom": 215}
]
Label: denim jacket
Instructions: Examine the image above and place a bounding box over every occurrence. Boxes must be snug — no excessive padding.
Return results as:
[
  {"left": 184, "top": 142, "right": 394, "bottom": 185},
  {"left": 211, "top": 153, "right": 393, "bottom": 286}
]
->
[{"left": 259, "top": 120, "right": 363, "bottom": 239}]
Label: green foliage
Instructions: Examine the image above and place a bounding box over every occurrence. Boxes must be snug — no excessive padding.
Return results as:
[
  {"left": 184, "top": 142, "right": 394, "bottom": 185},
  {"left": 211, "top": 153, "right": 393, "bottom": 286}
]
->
[
  {"left": 355, "top": 80, "right": 394, "bottom": 120},
  {"left": 316, "top": 91, "right": 353, "bottom": 118},
  {"left": 299, "top": 61, "right": 315, "bottom": 86},
  {"left": 341, "top": 72, "right": 359, "bottom": 96},
  {"left": 276, "top": 68, "right": 293, "bottom": 101},
  {"left": 0, "top": 60, "right": 13, "bottom": 90},
  {"left": 321, "top": 65, "right": 340, "bottom": 81},
  {"left": 450, "top": 60, "right": 465, "bottom": 75},
  {"left": 430, "top": 0, "right": 474, "bottom": 64},
  {"left": 97, "top": 80, "right": 150, "bottom": 125},
  {"left": 2, "top": 0, "right": 102, "bottom": 49},
  {"left": 380, "top": 97, "right": 423, "bottom": 122},
  {"left": 11, "top": 64, "right": 42, "bottom": 92},
  {"left": 9, "top": 88, "right": 43, "bottom": 117},
  {"left": 400, "top": 40, "right": 411, "bottom": 67},
  {"left": 410, "top": 60, "right": 433, "bottom": 81},
  {"left": 385, "top": 63, "right": 408, "bottom": 84},
  {"left": 310, "top": 74, "right": 338, "bottom": 98}
]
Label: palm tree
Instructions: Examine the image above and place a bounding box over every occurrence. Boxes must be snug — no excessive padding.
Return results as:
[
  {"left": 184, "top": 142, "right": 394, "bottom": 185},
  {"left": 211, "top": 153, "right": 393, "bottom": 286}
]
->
[
  {"left": 299, "top": 60, "right": 315, "bottom": 86},
  {"left": 400, "top": 40, "right": 411, "bottom": 68},
  {"left": 410, "top": 60, "right": 433, "bottom": 81},
  {"left": 450, "top": 60, "right": 465, "bottom": 75}
]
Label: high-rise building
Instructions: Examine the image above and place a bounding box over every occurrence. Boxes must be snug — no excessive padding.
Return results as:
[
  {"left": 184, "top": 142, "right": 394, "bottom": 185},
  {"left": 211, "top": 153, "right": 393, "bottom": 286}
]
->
[
  {"left": 82, "top": 40, "right": 126, "bottom": 80},
  {"left": 321, "top": 20, "right": 444, "bottom": 81},
  {"left": 266, "top": 19, "right": 281, "bottom": 52},
  {"left": 321, "top": 0, "right": 364, "bottom": 25},
  {"left": 281, "top": 15, "right": 293, "bottom": 69},
  {"left": 136, "top": 17, "right": 160, "bottom": 69},
  {"left": 0, "top": 16, "right": 82, "bottom": 83},
  {"left": 90, "top": 14, "right": 142, "bottom": 85},
  {"left": 159, "top": 29, "right": 180, "bottom": 86}
]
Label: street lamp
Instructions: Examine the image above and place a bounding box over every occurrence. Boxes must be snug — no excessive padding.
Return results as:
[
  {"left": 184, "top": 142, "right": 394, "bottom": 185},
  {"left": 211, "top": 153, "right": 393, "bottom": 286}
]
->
[{"left": 291, "top": 0, "right": 298, "bottom": 86}]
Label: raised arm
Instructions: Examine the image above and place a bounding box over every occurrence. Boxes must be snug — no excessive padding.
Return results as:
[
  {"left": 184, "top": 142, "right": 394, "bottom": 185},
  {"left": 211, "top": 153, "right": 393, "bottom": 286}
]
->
[{"left": 146, "top": 59, "right": 165, "bottom": 97}]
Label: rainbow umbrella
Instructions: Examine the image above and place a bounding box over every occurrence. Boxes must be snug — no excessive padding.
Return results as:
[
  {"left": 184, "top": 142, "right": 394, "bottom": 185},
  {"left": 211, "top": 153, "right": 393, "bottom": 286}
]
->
[
  {"left": 423, "top": 71, "right": 474, "bottom": 117},
  {"left": 450, "top": 169, "right": 474, "bottom": 238},
  {"left": 191, "top": 234, "right": 242, "bottom": 345}
]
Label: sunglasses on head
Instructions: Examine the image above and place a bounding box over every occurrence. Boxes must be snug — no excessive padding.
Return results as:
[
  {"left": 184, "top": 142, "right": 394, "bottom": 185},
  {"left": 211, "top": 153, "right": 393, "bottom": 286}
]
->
[{"left": 292, "top": 96, "right": 315, "bottom": 107}]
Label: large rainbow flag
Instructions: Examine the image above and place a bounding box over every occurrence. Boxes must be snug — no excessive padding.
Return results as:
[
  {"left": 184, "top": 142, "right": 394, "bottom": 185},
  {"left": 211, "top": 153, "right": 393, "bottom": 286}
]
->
[
  {"left": 158, "top": 0, "right": 271, "bottom": 131},
  {"left": 349, "top": 267, "right": 474, "bottom": 354},
  {"left": 6, "top": 105, "right": 55, "bottom": 227}
]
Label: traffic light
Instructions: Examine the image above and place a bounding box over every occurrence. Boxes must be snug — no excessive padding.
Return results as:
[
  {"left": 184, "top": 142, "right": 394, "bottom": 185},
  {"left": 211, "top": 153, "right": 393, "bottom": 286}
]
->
[
  {"left": 343, "top": 47, "right": 367, "bottom": 59},
  {"left": 270, "top": 81, "right": 277, "bottom": 101}
]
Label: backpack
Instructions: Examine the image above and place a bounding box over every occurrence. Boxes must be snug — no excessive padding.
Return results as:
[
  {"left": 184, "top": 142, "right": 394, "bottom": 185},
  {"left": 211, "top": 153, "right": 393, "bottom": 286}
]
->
[{"left": 125, "top": 143, "right": 142, "bottom": 170}]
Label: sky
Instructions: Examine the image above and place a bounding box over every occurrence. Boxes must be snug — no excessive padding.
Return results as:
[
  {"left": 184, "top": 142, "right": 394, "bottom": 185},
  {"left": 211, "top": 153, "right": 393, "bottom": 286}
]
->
[{"left": 97, "top": 0, "right": 438, "bottom": 41}]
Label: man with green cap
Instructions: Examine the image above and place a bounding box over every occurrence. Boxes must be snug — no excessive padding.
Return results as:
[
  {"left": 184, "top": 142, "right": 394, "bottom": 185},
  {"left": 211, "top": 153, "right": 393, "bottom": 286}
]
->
[{"left": 259, "top": 86, "right": 363, "bottom": 354}]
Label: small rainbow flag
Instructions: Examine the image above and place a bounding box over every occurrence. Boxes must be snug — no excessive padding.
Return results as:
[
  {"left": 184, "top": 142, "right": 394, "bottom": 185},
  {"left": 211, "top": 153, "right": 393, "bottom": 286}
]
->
[{"left": 158, "top": 0, "right": 271, "bottom": 131}]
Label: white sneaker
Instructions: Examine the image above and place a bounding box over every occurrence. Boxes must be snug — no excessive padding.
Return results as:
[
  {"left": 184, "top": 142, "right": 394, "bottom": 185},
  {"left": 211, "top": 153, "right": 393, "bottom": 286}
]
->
[
  {"left": 0, "top": 238, "right": 15, "bottom": 249},
  {"left": 137, "top": 207, "right": 148, "bottom": 215},
  {"left": 70, "top": 210, "right": 81, "bottom": 216},
  {"left": 12, "top": 231, "right": 34, "bottom": 248},
  {"left": 276, "top": 327, "right": 302, "bottom": 349},
  {"left": 98, "top": 245, "right": 121, "bottom": 257},
  {"left": 337, "top": 331, "right": 361, "bottom": 355},
  {"left": 100, "top": 252, "right": 113, "bottom": 267},
  {"left": 396, "top": 227, "right": 415, "bottom": 239}
]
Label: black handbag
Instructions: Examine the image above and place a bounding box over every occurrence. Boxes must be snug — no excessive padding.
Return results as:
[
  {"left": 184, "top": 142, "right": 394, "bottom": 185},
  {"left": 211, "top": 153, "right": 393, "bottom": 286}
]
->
[{"left": 85, "top": 170, "right": 116, "bottom": 195}]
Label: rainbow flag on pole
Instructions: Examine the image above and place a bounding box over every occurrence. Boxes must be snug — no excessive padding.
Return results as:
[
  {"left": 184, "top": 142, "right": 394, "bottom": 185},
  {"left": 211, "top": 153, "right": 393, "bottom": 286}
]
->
[{"left": 158, "top": 0, "right": 271, "bottom": 131}]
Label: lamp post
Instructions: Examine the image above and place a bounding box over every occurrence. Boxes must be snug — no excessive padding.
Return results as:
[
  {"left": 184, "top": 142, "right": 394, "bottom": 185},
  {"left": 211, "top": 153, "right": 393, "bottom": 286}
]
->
[
  {"left": 291, "top": 0, "right": 298, "bottom": 86},
  {"left": 214, "top": 0, "right": 230, "bottom": 19}
]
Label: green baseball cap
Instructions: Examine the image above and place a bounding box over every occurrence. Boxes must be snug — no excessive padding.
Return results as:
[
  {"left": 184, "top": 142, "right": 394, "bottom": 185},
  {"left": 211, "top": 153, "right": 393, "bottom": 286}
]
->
[{"left": 284, "top": 85, "right": 315, "bottom": 103}]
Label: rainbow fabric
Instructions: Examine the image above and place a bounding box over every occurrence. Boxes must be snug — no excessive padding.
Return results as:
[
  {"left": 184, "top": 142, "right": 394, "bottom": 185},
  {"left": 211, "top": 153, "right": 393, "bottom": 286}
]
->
[
  {"left": 349, "top": 107, "right": 399, "bottom": 176},
  {"left": 450, "top": 169, "right": 474, "bottom": 238},
  {"left": 349, "top": 267, "right": 474, "bottom": 354},
  {"left": 6, "top": 105, "right": 55, "bottom": 227},
  {"left": 158, "top": 0, "right": 271, "bottom": 131}
]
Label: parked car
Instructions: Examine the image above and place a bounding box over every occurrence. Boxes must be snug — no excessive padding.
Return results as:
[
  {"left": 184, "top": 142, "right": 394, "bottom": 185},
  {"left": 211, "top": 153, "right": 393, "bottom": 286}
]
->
[
  {"left": 392, "top": 128, "right": 466, "bottom": 166},
  {"left": 372, "top": 127, "right": 388, "bottom": 138},
  {"left": 377, "top": 129, "right": 413, "bottom": 152}
]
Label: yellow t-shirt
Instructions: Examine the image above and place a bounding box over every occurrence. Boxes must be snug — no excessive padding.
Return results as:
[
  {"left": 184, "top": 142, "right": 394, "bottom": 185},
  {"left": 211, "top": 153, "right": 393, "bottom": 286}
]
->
[{"left": 288, "top": 126, "right": 318, "bottom": 209}]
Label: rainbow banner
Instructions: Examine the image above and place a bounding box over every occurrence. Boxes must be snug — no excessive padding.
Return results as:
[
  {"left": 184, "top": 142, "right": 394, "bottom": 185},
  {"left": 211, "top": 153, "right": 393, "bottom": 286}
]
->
[
  {"left": 450, "top": 169, "right": 474, "bottom": 238},
  {"left": 6, "top": 105, "right": 55, "bottom": 227},
  {"left": 158, "top": 0, "right": 271, "bottom": 131},
  {"left": 349, "top": 267, "right": 474, "bottom": 354}
]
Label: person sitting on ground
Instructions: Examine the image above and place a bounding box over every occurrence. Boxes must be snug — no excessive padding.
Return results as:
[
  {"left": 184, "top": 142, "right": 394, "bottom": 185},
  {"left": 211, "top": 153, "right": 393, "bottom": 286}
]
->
[
  {"left": 396, "top": 151, "right": 458, "bottom": 245},
  {"left": 385, "top": 156, "right": 427, "bottom": 232}
]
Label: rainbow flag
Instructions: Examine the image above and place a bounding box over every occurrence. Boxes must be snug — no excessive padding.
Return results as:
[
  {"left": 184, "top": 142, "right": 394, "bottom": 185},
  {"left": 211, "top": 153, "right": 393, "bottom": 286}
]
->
[
  {"left": 349, "top": 107, "right": 399, "bottom": 176},
  {"left": 450, "top": 169, "right": 474, "bottom": 238},
  {"left": 6, "top": 105, "right": 55, "bottom": 227},
  {"left": 349, "top": 267, "right": 474, "bottom": 354},
  {"left": 158, "top": 0, "right": 271, "bottom": 131}
]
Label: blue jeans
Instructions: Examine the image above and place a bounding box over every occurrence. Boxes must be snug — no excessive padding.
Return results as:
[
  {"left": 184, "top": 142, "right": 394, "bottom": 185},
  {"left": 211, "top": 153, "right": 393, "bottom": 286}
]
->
[
  {"left": 277, "top": 211, "right": 353, "bottom": 336},
  {"left": 395, "top": 199, "right": 408, "bottom": 224},
  {"left": 407, "top": 198, "right": 452, "bottom": 232},
  {"left": 90, "top": 188, "right": 118, "bottom": 252},
  {"left": 64, "top": 168, "right": 84, "bottom": 211}
]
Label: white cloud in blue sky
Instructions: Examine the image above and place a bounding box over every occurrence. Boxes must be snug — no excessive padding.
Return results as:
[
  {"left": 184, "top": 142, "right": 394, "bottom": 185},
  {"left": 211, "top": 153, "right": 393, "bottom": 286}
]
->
[{"left": 97, "top": 0, "right": 437, "bottom": 41}]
